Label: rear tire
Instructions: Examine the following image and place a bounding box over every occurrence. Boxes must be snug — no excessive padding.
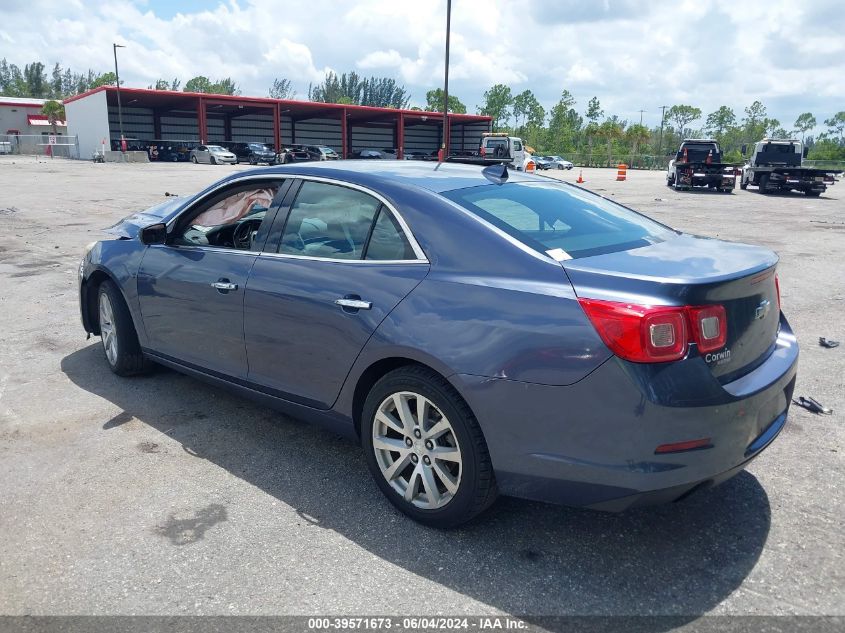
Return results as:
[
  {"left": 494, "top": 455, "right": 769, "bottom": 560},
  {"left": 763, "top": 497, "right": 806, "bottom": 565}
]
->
[
  {"left": 806, "top": 190, "right": 821, "bottom": 197},
  {"left": 758, "top": 174, "right": 770, "bottom": 194},
  {"left": 361, "top": 366, "right": 497, "bottom": 528},
  {"left": 97, "top": 280, "right": 151, "bottom": 377},
  {"left": 210, "top": 156, "right": 217, "bottom": 165},
  {"left": 740, "top": 178, "right": 748, "bottom": 190}
]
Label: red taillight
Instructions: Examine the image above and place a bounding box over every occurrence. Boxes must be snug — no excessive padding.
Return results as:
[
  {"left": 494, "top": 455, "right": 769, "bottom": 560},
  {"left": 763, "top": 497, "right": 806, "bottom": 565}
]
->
[
  {"left": 577, "top": 299, "right": 687, "bottom": 362},
  {"left": 688, "top": 304, "right": 727, "bottom": 353},
  {"left": 775, "top": 274, "right": 781, "bottom": 311},
  {"left": 578, "top": 298, "right": 729, "bottom": 363}
]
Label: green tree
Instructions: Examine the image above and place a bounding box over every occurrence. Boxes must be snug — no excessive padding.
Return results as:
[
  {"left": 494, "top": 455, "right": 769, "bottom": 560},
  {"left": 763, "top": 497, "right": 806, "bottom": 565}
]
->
[
  {"left": 150, "top": 78, "right": 181, "bottom": 91},
  {"left": 361, "top": 76, "right": 409, "bottom": 108},
  {"left": 50, "top": 63, "right": 63, "bottom": 98},
  {"left": 666, "top": 104, "right": 702, "bottom": 145},
  {"left": 90, "top": 71, "right": 119, "bottom": 88},
  {"left": 512, "top": 90, "right": 542, "bottom": 136},
  {"left": 184, "top": 76, "right": 238, "bottom": 95},
  {"left": 425, "top": 89, "right": 466, "bottom": 114},
  {"left": 309, "top": 71, "right": 363, "bottom": 104},
  {"left": 40, "top": 99, "right": 65, "bottom": 135},
  {"left": 742, "top": 100, "right": 768, "bottom": 142},
  {"left": 597, "top": 118, "right": 624, "bottom": 165},
  {"left": 582, "top": 97, "right": 604, "bottom": 161},
  {"left": 24, "top": 62, "right": 48, "bottom": 97},
  {"left": 269, "top": 78, "right": 295, "bottom": 100},
  {"left": 793, "top": 112, "right": 816, "bottom": 142},
  {"left": 625, "top": 123, "right": 650, "bottom": 166},
  {"left": 824, "top": 112, "right": 845, "bottom": 142},
  {"left": 547, "top": 90, "right": 578, "bottom": 153},
  {"left": 478, "top": 84, "right": 513, "bottom": 131},
  {"left": 704, "top": 106, "right": 736, "bottom": 137}
]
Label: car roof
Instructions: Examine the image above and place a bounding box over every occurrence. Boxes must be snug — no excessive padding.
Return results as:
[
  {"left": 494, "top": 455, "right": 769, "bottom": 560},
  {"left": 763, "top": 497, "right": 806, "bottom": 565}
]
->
[{"left": 229, "top": 160, "right": 541, "bottom": 194}]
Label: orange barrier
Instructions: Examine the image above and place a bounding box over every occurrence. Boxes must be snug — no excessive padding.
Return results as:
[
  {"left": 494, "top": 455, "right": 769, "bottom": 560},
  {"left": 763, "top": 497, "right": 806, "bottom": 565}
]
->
[
  {"left": 526, "top": 160, "right": 536, "bottom": 173},
  {"left": 616, "top": 163, "right": 628, "bottom": 181}
]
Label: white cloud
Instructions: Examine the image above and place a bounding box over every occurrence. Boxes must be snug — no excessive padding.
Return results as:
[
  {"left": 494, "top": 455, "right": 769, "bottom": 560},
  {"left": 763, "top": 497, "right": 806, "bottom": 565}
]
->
[{"left": 0, "top": 0, "right": 842, "bottom": 130}]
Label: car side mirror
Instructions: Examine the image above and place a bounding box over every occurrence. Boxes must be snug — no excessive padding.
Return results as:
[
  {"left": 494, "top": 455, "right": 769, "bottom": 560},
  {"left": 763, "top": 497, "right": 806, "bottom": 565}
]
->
[
  {"left": 140, "top": 223, "right": 167, "bottom": 246},
  {"left": 802, "top": 147, "right": 809, "bottom": 158},
  {"left": 741, "top": 144, "right": 747, "bottom": 156}
]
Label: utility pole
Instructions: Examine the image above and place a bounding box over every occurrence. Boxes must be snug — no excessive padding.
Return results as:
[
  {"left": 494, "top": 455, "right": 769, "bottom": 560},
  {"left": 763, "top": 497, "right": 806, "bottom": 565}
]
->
[
  {"left": 441, "top": 0, "right": 452, "bottom": 160},
  {"left": 658, "top": 105, "right": 667, "bottom": 157},
  {"left": 638, "top": 109, "right": 645, "bottom": 126},
  {"left": 113, "top": 43, "right": 126, "bottom": 152}
]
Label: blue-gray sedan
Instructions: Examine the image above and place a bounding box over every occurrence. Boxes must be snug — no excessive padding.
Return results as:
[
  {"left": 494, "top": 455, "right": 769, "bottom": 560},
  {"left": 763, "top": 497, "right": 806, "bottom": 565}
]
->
[{"left": 78, "top": 161, "right": 798, "bottom": 527}]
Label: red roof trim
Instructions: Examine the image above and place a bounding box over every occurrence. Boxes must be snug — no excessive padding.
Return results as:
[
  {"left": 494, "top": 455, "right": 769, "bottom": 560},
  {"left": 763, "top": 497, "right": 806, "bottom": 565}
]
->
[
  {"left": 0, "top": 100, "right": 45, "bottom": 108},
  {"left": 62, "top": 85, "right": 491, "bottom": 122}
]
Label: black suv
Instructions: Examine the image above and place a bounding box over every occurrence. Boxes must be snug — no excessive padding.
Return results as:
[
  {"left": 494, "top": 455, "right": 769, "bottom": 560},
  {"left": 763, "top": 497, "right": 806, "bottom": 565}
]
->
[{"left": 228, "top": 142, "right": 278, "bottom": 165}]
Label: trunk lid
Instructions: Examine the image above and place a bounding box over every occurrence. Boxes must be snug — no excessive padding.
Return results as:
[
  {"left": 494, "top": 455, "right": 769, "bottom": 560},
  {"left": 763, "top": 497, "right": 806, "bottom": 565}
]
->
[{"left": 562, "top": 233, "right": 780, "bottom": 381}]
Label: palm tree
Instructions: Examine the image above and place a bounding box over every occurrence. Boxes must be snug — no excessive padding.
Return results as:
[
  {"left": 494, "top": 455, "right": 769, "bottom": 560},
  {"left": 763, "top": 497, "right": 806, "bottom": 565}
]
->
[
  {"left": 598, "top": 120, "right": 624, "bottom": 166},
  {"left": 41, "top": 100, "right": 66, "bottom": 136},
  {"left": 625, "top": 124, "right": 651, "bottom": 168}
]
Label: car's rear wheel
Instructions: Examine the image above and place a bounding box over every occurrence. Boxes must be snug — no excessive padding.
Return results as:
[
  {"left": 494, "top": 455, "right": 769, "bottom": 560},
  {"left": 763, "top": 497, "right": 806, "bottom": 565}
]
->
[
  {"left": 97, "top": 280, "right": 150, "bottom": 376},
  {"left": 740, "top": 178, "right": 748, "bottom": 190},
  {"left": 758, "top": 174, "right": 770, "bottom": 193},
  {"left": 806, "top": 190, "right": 821, "bottom": 197},
  {"left": 362, "top": 366, "right": 497, "bottom": 528}
]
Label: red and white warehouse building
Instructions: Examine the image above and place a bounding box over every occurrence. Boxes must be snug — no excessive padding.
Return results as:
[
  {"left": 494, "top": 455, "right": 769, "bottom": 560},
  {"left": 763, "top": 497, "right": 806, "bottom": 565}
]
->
[
  {"left": 0, "top": 96, "right": 68, "bottom": 136},
  {"left": 64, "top": 85, "right": 491, "bottom": 160}
]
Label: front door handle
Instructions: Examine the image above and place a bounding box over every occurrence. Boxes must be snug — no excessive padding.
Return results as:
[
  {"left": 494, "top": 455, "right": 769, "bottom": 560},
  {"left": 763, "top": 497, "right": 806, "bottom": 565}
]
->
[
  {"left": 335, "top": 297, "right": 372, "bottom": 310},
  {"left": 211, "top": 281, "right": 238, "bottom": 292}
]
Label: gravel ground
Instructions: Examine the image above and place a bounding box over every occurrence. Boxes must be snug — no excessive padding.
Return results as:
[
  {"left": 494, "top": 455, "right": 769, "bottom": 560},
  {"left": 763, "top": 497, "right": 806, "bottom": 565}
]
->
[{"left": 0, "top": 156, "right": 842, "bottom": 622}]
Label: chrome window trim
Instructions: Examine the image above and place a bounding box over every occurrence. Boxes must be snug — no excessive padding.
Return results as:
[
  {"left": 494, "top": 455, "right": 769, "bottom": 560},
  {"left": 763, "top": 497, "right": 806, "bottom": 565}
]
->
[
  {"left": 150, "top": 244, "right": 261, "bottom": 257},
  {"left": 258, "top": 251, "right": 428, "bottom": 265},
  {"left": 281, "top": 175, "right": 428, "bottom": 262}
]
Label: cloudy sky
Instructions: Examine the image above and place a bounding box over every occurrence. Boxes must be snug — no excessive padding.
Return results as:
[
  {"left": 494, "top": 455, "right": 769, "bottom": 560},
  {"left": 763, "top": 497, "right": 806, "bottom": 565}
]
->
[{"left": 1, "top": 0, "right": 843, "bottom": 131}]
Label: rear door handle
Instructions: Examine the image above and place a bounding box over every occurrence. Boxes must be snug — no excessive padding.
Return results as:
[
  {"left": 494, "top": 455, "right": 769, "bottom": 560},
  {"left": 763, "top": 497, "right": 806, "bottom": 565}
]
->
[
  {"left": 335, "top": 298, "right": 372, "bottom": 310},
  {"left": 211, "top": 281, "right": 238, "bottom": 291}
]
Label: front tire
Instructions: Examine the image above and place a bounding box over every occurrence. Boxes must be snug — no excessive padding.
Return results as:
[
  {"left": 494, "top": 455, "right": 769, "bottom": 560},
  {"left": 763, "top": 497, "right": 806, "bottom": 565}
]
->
[
  {"left": 97, "top": 280, "right": 150, "bottom": 376},
  {"left": 210, "top": 156, "right": 217, "bottom": 165},
  {"left": 191, "top": 155, "right": 197, "bottom": 164},
  {"left": 362, "top": 366, "right": 497, "bottom": 528}
]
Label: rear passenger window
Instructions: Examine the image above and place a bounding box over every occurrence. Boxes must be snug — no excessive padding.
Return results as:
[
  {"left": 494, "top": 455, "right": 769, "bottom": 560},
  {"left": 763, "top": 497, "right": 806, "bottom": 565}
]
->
[
  {"left": 279, "top": 181, "right": 381, "bottom": 260},
  {"left": 365, "top": 208, "right": 415, "bottom": 260}
]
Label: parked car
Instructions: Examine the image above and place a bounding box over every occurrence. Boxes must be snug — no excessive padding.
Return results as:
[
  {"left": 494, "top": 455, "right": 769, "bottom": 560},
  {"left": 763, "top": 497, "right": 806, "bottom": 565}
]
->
[
  {"left": 229, "top": 142, "right": 277, "bottom": 165},
  {"left": 279, "top": 146, "right": 312, "bottom": 164},
  {"left": 303, "top": 145, "right": 340, "bottom": 161},
  {"left": 547, "top": 155, "right": 574, "bottom": 170},
  {"left": 190, "top": 145, "right": 237, "bottom": 165},
  {"left": 532, "top": 156, "right": 553, "bottom": 170},
  {"left": 78, "top": 161, "right": 797, "bottom": 528},
  {"left": 351, "top": 149, "right": 391, "bottom": 159}
]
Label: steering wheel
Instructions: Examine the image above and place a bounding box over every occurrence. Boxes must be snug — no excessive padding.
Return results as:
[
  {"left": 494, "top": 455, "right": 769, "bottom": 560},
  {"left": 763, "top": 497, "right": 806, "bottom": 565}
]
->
[{"left": 233, "top": 220, "right": 254, "bottom": 250}]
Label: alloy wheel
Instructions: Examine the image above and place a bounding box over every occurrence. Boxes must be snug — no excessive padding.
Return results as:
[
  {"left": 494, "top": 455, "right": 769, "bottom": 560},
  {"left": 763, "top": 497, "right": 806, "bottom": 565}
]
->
[
  {"left": 372, "top": 391, "right": 462, "bottom": 509},
  {"left": 99, "top": 293, "right": 118, "bottom": 366}
]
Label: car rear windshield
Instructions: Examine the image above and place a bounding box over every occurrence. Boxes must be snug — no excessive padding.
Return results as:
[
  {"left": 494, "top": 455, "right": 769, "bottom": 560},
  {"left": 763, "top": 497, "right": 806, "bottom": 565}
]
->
[{"left": 442, "top": 181, "right": 676, "bottom": 259}]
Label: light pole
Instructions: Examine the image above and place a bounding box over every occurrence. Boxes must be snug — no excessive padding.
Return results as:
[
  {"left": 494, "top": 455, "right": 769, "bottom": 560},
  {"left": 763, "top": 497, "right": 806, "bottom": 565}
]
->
[
  {"left": 638, "top": 109, "right": 645, "bottom": 126},
  {"left": 441, "top": 0, "right": 451, "bottom": 160},
  {"left": 658, "top": 105, "right": 667, "bottom": 158},
  {"left": 113, "top": 43, "right": 126, "bottom": 151}
]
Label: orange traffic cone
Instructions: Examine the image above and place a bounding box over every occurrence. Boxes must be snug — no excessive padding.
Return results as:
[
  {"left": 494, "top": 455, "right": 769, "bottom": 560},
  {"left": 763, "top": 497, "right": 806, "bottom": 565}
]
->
[{"left": 576, "top": 170, "right": 584, "bottom": 184}]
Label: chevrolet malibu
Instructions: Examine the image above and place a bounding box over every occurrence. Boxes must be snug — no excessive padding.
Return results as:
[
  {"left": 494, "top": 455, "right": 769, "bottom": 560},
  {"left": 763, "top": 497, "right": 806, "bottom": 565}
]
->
[{"left": 78, "top": 162, "right": 798, "bottom": 527}]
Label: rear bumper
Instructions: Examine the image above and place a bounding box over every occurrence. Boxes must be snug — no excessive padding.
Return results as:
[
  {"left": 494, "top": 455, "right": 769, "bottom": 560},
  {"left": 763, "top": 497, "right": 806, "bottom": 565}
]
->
[{"left": 453, "top": 316, "right": 798, "bottom": 511}]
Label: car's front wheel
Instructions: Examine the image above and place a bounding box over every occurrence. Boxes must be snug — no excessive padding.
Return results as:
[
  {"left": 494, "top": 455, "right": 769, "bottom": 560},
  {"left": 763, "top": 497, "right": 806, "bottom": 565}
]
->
[
  {"left": 191, "top": 155, "right": 197, "bottom": 164},
  {"left": 362, "top": 366, "right": 497, "bottom": 528},
  {"left": 97, "top": 280, "right": 151, "bottom": 376}
]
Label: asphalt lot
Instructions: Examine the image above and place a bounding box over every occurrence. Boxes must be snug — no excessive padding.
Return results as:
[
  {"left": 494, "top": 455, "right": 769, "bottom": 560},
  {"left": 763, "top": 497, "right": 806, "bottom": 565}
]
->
[{"left": 0, "top": 156, "right": 843, "bottom": 622}]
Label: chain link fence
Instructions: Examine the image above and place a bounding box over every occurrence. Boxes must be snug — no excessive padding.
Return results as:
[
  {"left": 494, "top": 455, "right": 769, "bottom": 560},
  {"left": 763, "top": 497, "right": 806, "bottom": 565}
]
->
[{"left": 0, "top": 134, "right": 80, "bottom": 159}]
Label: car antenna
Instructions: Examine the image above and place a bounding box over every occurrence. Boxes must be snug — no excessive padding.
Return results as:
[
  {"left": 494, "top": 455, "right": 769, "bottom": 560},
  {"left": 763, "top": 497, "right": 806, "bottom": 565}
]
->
[{"left": 482, "top": 163, "right": 508, "bottom": 185}]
